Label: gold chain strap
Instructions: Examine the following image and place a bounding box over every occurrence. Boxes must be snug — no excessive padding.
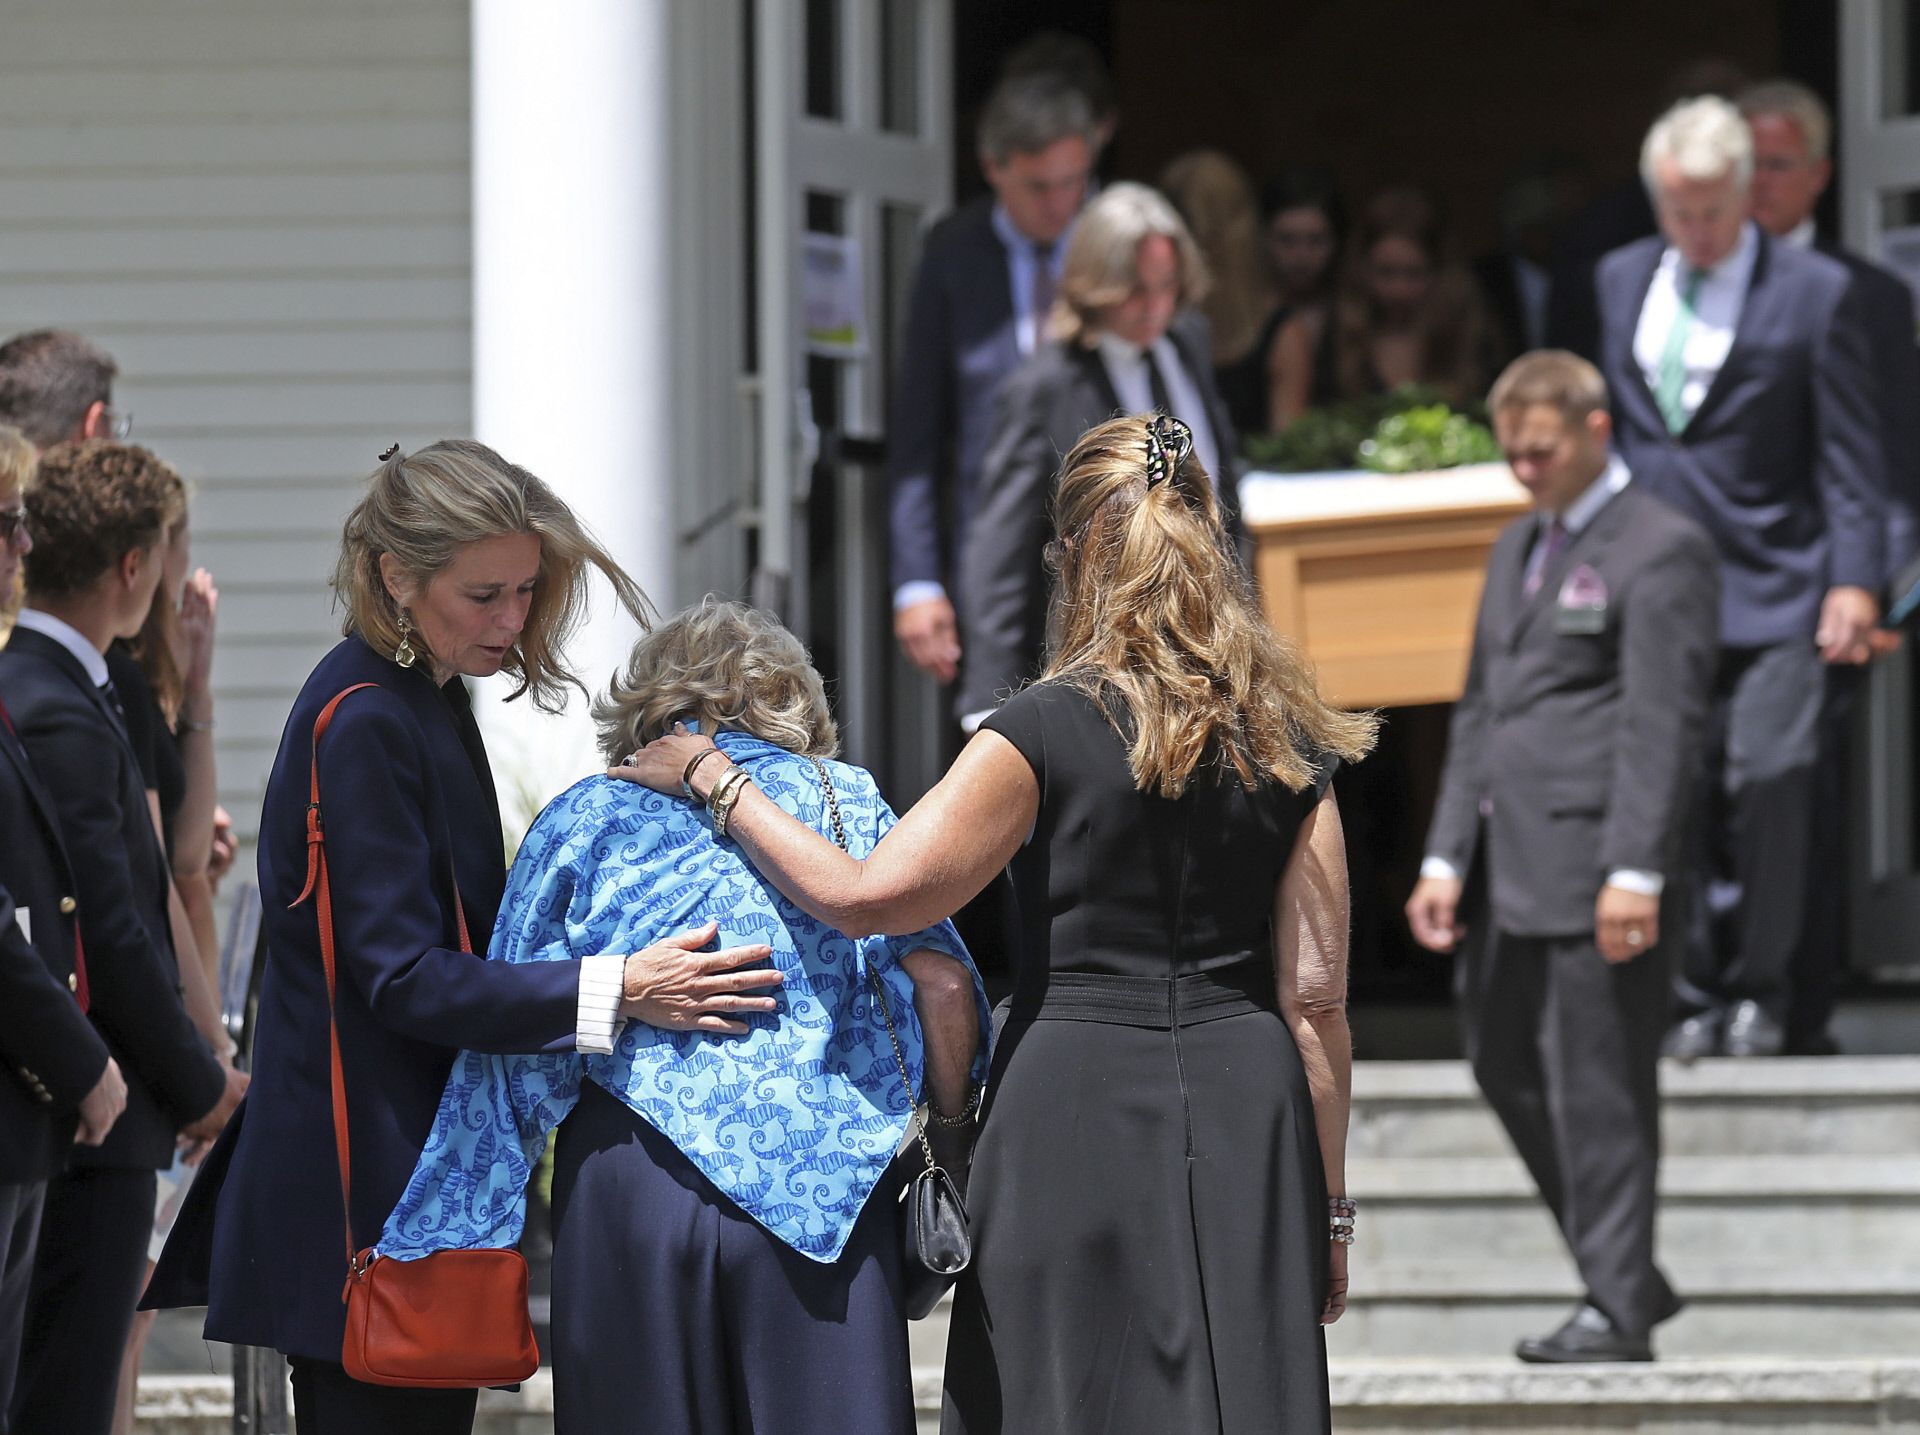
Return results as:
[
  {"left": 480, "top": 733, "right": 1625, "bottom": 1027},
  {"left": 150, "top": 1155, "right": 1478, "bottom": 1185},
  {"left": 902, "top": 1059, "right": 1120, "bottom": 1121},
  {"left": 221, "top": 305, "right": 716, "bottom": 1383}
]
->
[{"left": 806, "top": 755, "right": 937, "bottom": 1175}]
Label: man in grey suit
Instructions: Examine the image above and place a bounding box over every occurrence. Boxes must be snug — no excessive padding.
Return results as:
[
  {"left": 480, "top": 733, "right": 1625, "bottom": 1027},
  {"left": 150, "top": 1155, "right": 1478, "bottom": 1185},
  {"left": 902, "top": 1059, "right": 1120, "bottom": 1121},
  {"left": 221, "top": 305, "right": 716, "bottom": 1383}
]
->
[
  {"left": 1595, "top": 97, "right": 1888, "bottom": 1060},
  {"left": 1408, "top": 351, "right": 1719, "bottom": 1363},
  {"left": 887, "top": 72, "right": 1098, "bottom": 687}
]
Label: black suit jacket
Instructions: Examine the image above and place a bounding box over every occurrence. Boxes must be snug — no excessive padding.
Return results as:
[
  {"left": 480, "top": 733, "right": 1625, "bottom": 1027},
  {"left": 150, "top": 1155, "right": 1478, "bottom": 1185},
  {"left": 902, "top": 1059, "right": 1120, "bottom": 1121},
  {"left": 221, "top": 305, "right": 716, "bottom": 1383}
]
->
[
  {"left": 887, "top": 196, "right": 1021, "bottom": 593},
  {"left": 954, "top": 311, "right": 1241, "bottom": 719},
  {"left": 1818, "top": 239, "right": 1920, "bottom": 576},
  {"left": 1598, "top": 231, "right": 1887, "bottom": 647},
  {"left": 0, "top": 698, "right": 111, "bottom": 1183},
  {"left": 0, "top": 627, "right": 225, "bottom": 1170},
  {"left": 1425, "top": 483, "right": 1719, "bottom": 936}
]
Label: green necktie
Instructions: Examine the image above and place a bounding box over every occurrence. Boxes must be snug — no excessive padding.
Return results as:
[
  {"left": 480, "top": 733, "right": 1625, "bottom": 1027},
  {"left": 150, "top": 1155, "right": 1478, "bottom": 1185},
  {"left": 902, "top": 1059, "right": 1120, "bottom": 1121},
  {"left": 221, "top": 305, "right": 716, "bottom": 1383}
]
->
[{"left": 1654, "top": 266, "right": 1705, "bottom": 434}]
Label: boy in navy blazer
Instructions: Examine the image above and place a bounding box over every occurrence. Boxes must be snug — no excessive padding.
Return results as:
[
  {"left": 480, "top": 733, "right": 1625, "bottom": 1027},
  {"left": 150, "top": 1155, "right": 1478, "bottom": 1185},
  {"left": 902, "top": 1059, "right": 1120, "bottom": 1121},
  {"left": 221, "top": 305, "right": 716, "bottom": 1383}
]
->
[
  {"left": 0, "top": 430, "right": 126, "bottom": 1434},
  {"left": 2, "top": 442, "right": 243, "bottom": 1435}
]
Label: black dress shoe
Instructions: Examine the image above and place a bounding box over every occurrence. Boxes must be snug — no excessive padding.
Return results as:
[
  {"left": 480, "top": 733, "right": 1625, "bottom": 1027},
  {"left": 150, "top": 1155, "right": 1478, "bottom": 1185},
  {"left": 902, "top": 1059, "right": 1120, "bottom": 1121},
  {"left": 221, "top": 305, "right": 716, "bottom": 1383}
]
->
[
  {"left": 1661, "top": 1010, "right": 1721, "bottom": 1063},
  {"left": 1515, "top": 1304, "right": 1653, "bottom": 1363},
  {"left": 1723, "top": 1000, "right": 1785, "bottom": 1058}
]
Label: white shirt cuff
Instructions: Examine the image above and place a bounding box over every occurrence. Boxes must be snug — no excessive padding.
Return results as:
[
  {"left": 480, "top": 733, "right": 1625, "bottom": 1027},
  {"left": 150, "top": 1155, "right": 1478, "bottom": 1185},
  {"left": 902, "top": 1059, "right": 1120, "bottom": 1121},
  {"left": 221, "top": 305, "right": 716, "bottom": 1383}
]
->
[
  {"left": 1603, "top": 869, "right": 1665, "bottom": 897},
  {"left": 894, "top": 580, "right": 948, "bottom": 612},
  {"left": 575, "top": 953, "right": 626, "bottom": 1055},
  {"left": 1420, "top": 856, "right": 1462, "bottom": 882}
]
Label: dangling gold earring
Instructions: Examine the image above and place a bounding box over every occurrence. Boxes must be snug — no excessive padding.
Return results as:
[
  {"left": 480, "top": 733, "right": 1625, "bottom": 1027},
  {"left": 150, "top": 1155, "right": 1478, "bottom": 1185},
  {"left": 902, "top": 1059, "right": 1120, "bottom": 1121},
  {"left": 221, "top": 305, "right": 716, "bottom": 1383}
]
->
[{"left": 394, "top": 611, "right": 418, "bottom": 669}]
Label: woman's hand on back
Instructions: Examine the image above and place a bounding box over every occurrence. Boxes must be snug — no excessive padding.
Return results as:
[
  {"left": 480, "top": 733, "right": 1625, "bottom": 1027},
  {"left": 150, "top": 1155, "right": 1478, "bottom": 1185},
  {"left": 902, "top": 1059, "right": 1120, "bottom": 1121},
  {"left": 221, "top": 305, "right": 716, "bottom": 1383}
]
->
[
  {"left": 618, "top": 919, "right": 783, "bottom": 1036},
  {"left": 609, "top": 724, "right": 722, "bottom": 798}
]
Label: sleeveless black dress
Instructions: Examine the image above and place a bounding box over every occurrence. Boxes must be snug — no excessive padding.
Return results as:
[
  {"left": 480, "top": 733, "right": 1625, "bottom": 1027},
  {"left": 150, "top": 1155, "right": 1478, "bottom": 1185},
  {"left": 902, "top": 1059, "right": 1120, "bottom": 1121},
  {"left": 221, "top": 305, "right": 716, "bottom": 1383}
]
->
[{"left": 941, "top": 682, "right": 1335, "bottom": 1435}]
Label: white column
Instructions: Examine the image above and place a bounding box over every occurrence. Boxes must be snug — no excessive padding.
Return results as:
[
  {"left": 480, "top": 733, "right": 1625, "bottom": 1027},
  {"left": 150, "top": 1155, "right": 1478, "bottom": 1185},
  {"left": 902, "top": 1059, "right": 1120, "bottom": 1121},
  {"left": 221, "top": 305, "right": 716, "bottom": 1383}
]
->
[{"left": 470, "top": 0, "right": 675, "bottom": 838}]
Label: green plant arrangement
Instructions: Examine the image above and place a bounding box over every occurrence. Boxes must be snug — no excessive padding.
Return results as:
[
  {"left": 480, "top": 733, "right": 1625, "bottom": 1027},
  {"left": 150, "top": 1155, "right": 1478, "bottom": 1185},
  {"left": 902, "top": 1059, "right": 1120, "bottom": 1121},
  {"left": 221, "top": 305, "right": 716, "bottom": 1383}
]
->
[
  {"left": 1357, "top": 404, "right": 1502, "bottom": 474},
  {"left": 1240, "top": 385, "right": 1499, "bottom": 475}
]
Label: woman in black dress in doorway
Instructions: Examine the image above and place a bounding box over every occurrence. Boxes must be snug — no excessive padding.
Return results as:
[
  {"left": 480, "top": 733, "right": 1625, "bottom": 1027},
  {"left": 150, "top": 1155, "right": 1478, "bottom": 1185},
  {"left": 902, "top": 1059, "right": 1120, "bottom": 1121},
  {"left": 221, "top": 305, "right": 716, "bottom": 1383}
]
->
[{"left": 620, "top": 414, "right": 1376, "bottom": 1433}]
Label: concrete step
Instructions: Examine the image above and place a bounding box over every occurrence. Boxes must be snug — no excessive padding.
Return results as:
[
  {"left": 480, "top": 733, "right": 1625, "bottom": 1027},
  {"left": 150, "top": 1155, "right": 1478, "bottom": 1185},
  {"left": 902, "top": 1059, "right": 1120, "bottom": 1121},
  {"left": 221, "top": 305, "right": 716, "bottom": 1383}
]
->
[
  {"left": 1351, "top": 1056, "right": 1920, "bottom": 1160},
  {"left": 1331, "top": 1263, "right": 1920, "bottom": 1360},
  {"left": 1351, "top": 1154, "right": 1920, "bottom": 1269},
  {"left": 907, "top": 1361, "right": 1920, "bottom": 1434},
  {"left": 1326, "top": 1358, "right": 1920, "bottom": 1434},
  {"left": 135, "top": 1374, "right": 561, "bottom": 1434}
]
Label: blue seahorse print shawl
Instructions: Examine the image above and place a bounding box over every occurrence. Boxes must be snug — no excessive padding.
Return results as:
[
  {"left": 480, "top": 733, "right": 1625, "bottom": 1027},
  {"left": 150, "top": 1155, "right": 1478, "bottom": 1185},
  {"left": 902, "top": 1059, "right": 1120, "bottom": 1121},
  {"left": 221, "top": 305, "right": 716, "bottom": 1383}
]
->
[{"left": 380, "top": 730, "right": 987, "bottom": 1263}]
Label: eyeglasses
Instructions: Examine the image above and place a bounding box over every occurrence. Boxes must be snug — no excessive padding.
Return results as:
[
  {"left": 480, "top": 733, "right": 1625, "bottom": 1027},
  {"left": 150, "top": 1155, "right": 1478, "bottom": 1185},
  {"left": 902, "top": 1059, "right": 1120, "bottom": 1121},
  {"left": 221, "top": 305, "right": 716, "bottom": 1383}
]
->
[
  {"left": 99, "top": 406, "right": 133, "bottom": 440},
  {"left": 0, "top": 506, "right": 27, "bottom": 545}
]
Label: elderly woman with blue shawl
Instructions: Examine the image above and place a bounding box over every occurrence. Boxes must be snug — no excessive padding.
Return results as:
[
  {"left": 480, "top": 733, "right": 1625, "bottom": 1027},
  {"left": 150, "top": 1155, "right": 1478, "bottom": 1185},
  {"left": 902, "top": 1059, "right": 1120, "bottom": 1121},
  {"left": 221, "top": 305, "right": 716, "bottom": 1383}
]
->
[{"left": 382, "top": 599, "right": 990, "bottom": 1435}]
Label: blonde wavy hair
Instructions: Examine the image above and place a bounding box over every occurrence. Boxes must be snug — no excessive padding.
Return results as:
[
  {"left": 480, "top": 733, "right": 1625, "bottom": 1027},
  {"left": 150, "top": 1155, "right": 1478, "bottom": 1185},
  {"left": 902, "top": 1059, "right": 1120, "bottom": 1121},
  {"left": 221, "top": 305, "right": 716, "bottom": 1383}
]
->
[
  {"left": 1052, "top": 181, "right": 1211, "bottom": 347},
  {"left": 1044, "top": 415, "right": 1377, "bottom": 797},
  {"left": 332, "top": 439, "right": 652, "bottom": 712},
  {"left": 593, "top": 597, "right": 838, "bottom": 764}
]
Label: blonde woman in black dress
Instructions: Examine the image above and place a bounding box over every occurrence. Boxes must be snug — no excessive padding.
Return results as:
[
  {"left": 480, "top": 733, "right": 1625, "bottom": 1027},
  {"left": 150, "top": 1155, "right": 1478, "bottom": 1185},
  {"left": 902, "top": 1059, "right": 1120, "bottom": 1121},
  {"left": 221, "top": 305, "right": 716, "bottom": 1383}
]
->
[{"left": 618, "top": 414, "right": 1375, "bottom": 1433}]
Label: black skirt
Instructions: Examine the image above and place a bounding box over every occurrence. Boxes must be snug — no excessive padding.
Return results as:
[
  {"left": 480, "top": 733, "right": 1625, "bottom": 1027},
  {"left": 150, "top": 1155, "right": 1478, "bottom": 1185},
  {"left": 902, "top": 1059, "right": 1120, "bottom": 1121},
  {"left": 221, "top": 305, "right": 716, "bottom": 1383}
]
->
[{"left": 941, "top": 968, "right": 1331, "bottom": 1435}]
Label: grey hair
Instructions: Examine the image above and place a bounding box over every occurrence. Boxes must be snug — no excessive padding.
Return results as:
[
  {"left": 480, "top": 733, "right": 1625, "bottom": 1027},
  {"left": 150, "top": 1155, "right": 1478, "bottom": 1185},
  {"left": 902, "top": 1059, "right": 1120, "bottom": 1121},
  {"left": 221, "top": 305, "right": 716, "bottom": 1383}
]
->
[
  {"left": 1641, "top": 96, "right": 1754, "bottom": 191},
  {"left": 1739, "top": 79, "right": 1833, "bottom": 163},
  {"left": 977, "top": 72, "right": 1097, "bottom": 167},
  {"left": 1053, "top": 181, "right": 1212, "bottom": 346},
  {"left": 0, "top": 330, "right": 117, "bottom": 451},
  {"left": 593, "top": 597, "right": 838, "bottom": 763}
]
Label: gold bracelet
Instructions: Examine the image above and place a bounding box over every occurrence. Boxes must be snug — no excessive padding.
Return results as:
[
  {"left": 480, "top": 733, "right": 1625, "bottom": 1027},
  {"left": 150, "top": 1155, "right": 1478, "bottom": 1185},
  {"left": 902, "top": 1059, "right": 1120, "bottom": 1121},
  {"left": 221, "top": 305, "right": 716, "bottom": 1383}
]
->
[
  {"left": 682, "top": 747, "right": 724, "bottom": 800},
  {"left": 708, "top": 767, "right": 752, "bottom": 836}
]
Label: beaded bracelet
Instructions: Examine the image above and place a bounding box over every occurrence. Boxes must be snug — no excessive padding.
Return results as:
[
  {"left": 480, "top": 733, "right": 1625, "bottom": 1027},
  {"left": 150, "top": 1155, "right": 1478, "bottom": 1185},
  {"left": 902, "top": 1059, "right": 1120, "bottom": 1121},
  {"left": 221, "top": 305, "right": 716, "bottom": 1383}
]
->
[
  {"left": 929, "top": 1085, "right": 982, "bottom": 1128},
  {"left": 1329, "top": 1195, "right": 1357, "bottom": 1244}
]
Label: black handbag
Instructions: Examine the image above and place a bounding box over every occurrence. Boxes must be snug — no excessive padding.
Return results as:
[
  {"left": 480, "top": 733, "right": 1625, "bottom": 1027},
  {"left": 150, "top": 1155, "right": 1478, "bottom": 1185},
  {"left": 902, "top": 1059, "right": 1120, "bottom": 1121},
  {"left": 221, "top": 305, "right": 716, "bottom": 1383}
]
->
[{"left": 807, "top": 757, "right": 973, "bottom": 1319}]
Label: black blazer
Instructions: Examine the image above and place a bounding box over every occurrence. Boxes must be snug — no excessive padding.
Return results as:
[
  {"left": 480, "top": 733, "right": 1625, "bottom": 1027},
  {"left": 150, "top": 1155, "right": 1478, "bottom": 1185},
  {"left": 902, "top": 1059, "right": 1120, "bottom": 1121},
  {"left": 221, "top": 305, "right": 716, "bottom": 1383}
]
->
[
  {"left": 0, "top": 627, "right": 225, "bottom": 1170},
  {"left": 954, "top": 311, "right": 1241, "bottom": 719},
  {"left": 1597, "top": 230, "right": 1887, "bottom": 647},
  {"left": 1425, "top": 483, "right": 1720, "bottom": 936},
  {"left": 148, "top": 637, "right": 587, "bottom": 1363},
  {"left": 887, "top": 196, "right": 1023, "bottom": 594},
  {"left": 0, "top": 699, "right": 111, "bottom": 1183}
]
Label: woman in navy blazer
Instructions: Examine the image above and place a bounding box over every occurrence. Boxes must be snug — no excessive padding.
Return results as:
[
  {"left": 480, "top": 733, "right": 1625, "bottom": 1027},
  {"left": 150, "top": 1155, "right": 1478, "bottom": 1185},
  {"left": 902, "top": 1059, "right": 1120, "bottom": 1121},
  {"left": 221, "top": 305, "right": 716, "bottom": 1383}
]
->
[{"left": 148, "top": 441, "right": 786, "bottom": 1434}]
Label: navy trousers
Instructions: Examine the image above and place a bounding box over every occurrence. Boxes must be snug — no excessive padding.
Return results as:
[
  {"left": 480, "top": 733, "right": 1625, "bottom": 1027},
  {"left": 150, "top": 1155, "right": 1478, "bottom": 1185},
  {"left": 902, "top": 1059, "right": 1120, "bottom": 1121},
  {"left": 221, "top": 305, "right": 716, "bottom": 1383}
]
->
[{"left": 550, "top": 1080, "right": 915, "bottom": 1435}]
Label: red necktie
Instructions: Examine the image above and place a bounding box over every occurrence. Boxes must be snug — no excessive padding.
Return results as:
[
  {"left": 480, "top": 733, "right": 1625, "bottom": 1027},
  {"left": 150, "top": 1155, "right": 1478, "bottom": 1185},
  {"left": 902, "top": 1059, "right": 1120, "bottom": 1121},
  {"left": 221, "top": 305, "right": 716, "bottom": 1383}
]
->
[{"left": 0, "top": 692, "right": 90, "bottom": 1013}]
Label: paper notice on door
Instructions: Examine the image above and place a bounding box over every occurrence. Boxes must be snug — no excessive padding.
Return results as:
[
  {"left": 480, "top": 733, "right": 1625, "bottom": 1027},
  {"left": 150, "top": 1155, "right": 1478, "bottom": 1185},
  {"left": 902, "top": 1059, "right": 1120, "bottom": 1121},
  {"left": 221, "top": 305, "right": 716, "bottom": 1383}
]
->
[{"left": 802, "top": 232, "right": 866, "bottom": 357}]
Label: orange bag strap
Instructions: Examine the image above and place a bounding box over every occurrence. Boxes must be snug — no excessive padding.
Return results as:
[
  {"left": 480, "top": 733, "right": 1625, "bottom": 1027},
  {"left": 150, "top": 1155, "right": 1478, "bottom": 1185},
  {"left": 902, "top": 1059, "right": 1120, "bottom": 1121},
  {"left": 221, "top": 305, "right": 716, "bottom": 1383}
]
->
[{"left": 290, "top": 682, "right": 473, "bottom": 1270}]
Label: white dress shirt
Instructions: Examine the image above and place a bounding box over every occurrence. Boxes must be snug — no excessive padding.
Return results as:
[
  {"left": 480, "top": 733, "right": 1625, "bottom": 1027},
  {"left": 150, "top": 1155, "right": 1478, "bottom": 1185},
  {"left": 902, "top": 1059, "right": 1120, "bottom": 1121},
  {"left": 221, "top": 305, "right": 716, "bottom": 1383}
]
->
[
  {"left": 1632, "top": 221, "right": 1759, "bottom": 430},
  {"left": 1093, "top": 330, "right": 1223, "bottom": 482},
  {"left": 1782, "top": 217, "right": 1816, "bottom": 251},
  {"left": 1421, "top": 456, "right": 1664, "bottom": 899}
]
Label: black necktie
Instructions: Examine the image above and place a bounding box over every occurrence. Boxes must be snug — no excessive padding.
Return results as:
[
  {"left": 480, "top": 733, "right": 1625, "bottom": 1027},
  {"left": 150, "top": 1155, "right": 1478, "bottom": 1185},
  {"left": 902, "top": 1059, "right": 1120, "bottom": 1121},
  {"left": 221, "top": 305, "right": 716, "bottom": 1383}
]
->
[
  {"left": 98, "top": 677, "right": 128, "bottom": 730},
  {"left": 1144, "top": 347, "right": 1175, "bottom": 418}
]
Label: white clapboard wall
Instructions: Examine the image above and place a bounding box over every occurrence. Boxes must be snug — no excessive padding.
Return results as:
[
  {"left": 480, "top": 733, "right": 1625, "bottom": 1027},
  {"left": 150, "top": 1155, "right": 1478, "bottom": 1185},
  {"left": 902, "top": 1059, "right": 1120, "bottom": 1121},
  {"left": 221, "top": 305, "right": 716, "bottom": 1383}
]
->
[{"left": 0, "top": 0, "right": 473, "bottom": 846}]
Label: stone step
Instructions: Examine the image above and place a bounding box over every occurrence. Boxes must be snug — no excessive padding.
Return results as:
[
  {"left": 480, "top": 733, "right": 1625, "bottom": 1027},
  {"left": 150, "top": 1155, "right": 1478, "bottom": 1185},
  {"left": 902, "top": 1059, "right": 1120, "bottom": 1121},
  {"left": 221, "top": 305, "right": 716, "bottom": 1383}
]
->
[
  {"left": 907, "top": 1361, "right": 1920, "bottom": 1434},
  {"left": 1351, "top": 1056, "right": 1920, "bottom": 1160},
  {"left": 1350, "top": 1154, "right": 1920, "bottom": 1268},
  {"left": 1331, "top": 1263, "right": 1920, "bottom": 1360},
  {"left": 142, "top": 1358, "right": 1920, "bottom": 1435},
  {"left": 908, "top": 1259, "right": 1920, "bottom": 1373}
]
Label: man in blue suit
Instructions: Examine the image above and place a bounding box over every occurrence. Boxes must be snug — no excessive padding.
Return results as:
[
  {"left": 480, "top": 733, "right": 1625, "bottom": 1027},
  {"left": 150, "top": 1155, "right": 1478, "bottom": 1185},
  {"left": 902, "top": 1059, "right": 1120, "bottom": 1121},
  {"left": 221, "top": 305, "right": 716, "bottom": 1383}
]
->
[
  {"left": 1596, "top": 97, "right": 1888, "bottom": 1060},
  {"left": 0, "top": 435, "right": 126, "bottom": 1434},
  {"left": 887, "top": 71, "right": 1098, "bottom": 687}
]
